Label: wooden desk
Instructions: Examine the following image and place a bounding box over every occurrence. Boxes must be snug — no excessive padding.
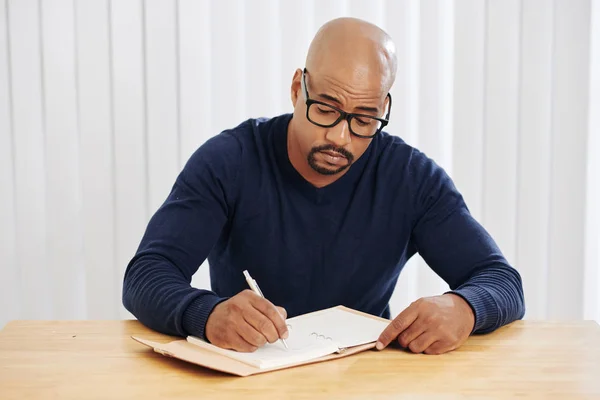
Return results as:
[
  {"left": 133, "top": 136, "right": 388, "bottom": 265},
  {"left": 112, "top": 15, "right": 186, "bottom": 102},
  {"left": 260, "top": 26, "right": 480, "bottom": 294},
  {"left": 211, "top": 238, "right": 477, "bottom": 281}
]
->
[{"left": 0, "top": 320, "right": 599, "bottom": 399}]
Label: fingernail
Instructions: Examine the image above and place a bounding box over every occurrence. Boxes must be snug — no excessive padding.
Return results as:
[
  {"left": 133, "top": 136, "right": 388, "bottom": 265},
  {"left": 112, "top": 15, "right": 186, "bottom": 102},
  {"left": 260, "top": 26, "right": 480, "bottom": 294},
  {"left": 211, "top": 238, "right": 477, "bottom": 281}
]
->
[
  {"left": 376, "top": 341, "right": 384, "bottom": 350},
  {"left": 282, "top": 331, "right": 289, "bottom": 339}
]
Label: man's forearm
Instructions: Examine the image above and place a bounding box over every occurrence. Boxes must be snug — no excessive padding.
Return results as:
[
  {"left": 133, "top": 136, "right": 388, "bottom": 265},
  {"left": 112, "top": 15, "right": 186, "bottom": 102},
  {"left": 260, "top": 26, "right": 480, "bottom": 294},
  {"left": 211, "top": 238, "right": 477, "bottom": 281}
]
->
[{"left": 449, "top": 264, "right": 525, "bottom": 333}]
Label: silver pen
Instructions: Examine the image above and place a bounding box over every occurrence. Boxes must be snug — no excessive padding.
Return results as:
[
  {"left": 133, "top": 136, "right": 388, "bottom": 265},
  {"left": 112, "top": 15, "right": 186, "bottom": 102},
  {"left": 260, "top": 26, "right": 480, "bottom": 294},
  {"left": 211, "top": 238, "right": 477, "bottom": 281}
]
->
[{"left": 243, "top": 270, "right": 289, "bottom": 349}]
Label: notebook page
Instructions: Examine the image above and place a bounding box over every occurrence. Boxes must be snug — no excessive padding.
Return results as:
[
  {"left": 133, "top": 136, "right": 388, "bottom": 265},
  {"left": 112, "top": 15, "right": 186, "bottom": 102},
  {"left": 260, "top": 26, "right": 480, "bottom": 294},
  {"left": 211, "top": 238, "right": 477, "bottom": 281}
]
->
[
  {"left": 187, "top": 331, "right": 340, "bottom": 369},
  {"left": 287, "top": 308, "right": 390, "bottom": 349}
]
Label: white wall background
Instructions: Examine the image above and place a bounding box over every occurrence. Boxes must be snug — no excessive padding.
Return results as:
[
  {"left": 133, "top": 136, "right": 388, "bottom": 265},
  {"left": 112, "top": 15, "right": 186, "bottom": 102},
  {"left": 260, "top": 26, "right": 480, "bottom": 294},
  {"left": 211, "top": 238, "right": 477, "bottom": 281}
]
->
[{"left": 0, "top": 0, "right": 599, "bottom": 328}]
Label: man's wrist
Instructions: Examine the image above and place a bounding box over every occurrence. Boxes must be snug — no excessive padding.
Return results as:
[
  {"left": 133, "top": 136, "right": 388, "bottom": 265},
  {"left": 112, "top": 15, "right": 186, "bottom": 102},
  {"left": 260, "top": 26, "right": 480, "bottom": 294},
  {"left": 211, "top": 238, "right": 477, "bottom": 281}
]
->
[
  {"left": 445, "top": 285, "right": 499, "bottom": 334},
  {"left": 181, "top": 293, "right": 228, "bottom": 340},
  {"left": 444, "top": 292, "right": 475, "bottom": 333}
]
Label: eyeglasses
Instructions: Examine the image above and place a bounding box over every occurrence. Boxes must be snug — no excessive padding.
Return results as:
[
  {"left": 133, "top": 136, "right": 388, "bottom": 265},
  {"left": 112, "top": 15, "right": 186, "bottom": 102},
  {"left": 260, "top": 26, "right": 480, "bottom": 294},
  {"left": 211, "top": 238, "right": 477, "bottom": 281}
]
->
[{"left": 301, "top": 68, "right": 392, "bottom": 138}]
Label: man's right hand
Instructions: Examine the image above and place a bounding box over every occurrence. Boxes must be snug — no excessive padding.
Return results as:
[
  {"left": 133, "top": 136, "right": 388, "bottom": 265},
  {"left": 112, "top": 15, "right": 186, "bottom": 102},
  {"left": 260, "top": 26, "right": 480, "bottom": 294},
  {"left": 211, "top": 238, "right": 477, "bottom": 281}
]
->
[{"left": 205, "top": 289, "right": 289, "bottom": 352}]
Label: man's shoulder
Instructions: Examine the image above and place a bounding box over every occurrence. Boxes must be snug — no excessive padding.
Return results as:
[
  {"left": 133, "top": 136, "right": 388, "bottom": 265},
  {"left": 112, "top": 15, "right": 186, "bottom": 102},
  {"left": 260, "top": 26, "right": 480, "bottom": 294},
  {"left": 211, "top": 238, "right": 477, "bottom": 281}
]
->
[
  {"left": 376, "top": 131, "right": 412, "bottom": 153},
  {"left": 373, "top": 131, "right": 450, "bottom": 183},
  {"left": 200, "top": 114, "right": 288, "bottom": 150},
  {"left": 374, "top": 132, "right": 462, "bottom": 218},
  {"left": 183, "top": 114, "right": 287, "bottom": 172},
  {"left": 374, "top": 131, "right": 422, "bottom": 168}
]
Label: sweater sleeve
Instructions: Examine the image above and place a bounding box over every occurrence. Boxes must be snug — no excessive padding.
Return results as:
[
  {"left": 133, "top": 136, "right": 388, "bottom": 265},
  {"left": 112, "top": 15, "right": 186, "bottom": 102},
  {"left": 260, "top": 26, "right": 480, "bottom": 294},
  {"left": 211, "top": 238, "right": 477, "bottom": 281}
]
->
[
  {"left": 122, "top": 132, "right": 242, "bottom": 339},
  {"left": 408, "top": 150, "right": 525, "bottom": 334}
]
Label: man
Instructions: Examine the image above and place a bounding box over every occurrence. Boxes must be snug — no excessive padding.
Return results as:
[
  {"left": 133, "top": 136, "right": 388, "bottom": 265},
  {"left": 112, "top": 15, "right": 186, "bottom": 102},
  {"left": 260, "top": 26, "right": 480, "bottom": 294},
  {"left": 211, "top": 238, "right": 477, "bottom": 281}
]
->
[{"left": 123, "top": 17, "right": 525, "bottom": 355}]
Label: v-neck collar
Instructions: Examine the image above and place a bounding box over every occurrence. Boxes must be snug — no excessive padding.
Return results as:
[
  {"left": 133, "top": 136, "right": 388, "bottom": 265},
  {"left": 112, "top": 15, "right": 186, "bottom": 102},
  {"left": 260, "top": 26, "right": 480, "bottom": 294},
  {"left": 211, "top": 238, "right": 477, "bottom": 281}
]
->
[{"left": 272, "top": 114, "right": 373, "bottom": 205}]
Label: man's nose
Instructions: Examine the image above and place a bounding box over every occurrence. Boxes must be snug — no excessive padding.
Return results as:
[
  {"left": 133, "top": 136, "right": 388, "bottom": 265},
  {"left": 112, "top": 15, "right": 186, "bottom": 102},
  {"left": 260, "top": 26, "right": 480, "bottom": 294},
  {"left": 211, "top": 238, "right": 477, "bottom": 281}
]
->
[{"left": 325, "top": 119, "right": 351, "bottom": 147}]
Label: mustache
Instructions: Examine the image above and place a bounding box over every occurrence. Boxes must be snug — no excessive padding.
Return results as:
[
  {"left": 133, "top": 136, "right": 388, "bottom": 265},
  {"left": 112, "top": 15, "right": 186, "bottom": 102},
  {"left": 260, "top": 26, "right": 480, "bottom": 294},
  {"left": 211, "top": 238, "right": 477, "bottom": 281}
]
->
[{"left": 310, "top": 144, "right": 354, "bottom": 163}]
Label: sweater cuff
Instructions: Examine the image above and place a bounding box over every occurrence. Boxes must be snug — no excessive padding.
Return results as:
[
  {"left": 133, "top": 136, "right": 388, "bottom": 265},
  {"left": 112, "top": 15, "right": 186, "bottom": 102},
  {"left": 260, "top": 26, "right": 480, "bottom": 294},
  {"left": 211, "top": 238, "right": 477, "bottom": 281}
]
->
[
  {"left": 182, "top": 293, "right": 228, "bottom": 341},
  {"left": 447, "top": 285, "right": 499, "bottom": 334}
]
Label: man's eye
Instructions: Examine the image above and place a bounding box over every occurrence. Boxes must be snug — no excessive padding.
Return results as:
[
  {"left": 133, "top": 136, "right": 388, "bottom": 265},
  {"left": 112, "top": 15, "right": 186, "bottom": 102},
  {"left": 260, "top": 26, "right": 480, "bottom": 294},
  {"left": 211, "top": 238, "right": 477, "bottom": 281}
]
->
[{"left": 355, "top": 118, "right": 372, "bottom": 126}]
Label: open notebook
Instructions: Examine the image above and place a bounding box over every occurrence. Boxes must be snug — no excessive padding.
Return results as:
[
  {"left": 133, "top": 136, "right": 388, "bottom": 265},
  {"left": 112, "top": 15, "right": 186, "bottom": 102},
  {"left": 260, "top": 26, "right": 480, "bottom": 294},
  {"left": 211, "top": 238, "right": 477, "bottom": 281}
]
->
[{"left": 132, "top": 306, "right": 390, "bottom": 376}]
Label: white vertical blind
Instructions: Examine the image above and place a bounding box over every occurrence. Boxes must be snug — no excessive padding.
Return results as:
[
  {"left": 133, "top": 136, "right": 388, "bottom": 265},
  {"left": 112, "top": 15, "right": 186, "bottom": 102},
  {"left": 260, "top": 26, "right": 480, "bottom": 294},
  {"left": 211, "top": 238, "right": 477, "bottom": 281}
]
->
[
  {"left": 452, "top": 0, "right": 486, "bottom": 224},
  {"left": 517, "top": 0, "right": 553, "bottom": 319},
  {"left": 7, "top": 0, "right": 50, "bottom": 320},
  {"left": 76, "top": 0, "right": 118, "bottom": 319},
  {"left": 0, "top": 0, "right": 598, "bottom": 327},
  {"left": 483, "top": 0, "right": 520, "bottom": 265},
  {"left": 244, "top": 0, "right": 281, "bottom": 120},
  {"left": 41, "top": 0, "right": 85, "bottom": 320},
  {"left": 547, "top": 0, "right": 591, "bottom": 319},
  {"left": 414, "top": 0, "right": 455, "bottom": 298},
  {"left": 145, "top": 0, "right": 180, "bottom": 214},
  {"left": 279, "top": 0, "right": 313, "bottom": 112},
  {"left": 210, "top": 0, "right": 246, "bottom": 135},
  {"left": 384, "top": 0, "right": 420, "bottom": 310},
  {"left": 178, "top": 0, "right": 212, "bottom": 167},
  {"left": 0, "top": 0, "right": 19, "bottom": 324},
  {"left": 585, "top": 0, "right": 600, "bottom": 321},
  {"left": 110, "top": 0, "right": 148, "bottom": 319}
]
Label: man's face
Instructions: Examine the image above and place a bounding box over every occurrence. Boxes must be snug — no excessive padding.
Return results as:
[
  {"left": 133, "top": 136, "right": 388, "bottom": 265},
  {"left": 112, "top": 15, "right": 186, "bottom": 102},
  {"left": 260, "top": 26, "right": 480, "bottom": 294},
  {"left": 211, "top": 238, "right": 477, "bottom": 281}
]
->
[{"left": 290, "top": 68, "right": 389, "bottom": 176}]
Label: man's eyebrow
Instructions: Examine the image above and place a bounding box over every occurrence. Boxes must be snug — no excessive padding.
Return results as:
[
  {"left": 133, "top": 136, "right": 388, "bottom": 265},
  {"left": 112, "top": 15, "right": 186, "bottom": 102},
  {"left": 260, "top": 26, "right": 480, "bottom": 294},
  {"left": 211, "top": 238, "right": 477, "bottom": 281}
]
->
[{"left": 318, "top": 93, "right": 380, "bottom": 114}]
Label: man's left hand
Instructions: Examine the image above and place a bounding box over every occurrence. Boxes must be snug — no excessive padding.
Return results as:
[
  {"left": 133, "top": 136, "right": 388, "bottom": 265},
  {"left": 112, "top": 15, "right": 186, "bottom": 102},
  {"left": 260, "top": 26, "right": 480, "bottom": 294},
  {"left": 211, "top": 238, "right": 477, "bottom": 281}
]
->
[{"left": 375, "top": 293, "right": 475, "bottom": 355}]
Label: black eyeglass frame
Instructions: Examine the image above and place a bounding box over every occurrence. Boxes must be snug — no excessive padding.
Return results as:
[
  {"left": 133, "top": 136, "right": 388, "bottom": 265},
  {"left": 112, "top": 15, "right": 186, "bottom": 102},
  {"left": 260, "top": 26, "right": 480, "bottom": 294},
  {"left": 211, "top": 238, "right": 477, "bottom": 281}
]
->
[{"left": 301, "top": 68, "right": 392, "bottom": 138}]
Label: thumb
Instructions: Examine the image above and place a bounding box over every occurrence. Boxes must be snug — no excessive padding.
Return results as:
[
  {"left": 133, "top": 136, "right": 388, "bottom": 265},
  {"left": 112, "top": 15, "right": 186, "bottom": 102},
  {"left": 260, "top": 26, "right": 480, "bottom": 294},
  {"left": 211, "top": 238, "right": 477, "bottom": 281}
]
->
[{"left": 275, "top": 306, "right": 287, "bottom": 320}]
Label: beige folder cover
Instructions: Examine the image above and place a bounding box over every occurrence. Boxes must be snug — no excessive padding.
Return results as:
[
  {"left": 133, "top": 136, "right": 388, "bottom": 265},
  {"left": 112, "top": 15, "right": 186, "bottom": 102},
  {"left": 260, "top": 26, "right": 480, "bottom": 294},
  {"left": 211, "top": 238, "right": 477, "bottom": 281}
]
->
[{"left": 132, "top": 306, "right": 387, "bottom": 377}]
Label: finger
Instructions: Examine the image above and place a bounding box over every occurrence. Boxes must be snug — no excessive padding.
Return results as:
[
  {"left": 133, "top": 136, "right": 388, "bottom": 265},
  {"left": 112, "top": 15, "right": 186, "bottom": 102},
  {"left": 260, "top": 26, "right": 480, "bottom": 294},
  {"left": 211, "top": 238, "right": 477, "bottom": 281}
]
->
[
  {"left": 250, "top": 297, "right": 289, "bottom": 339},
  {"left": 243, "top": 306, "right": 280, "bottom": 344},
  {"left": 228, "top": 331, "right": 259, "bottom": 353},
  {"left": 275, "top": 306, "right": 287, "bottom": 320},
  {"left": 235, "top": 317, "right": 268, "bottom": 348},
  {"left": 396, "top": 315, "right": 427, "bottom": 348},
  {"left": 424, "top": 341, "right": 455, "bottom": 355},
  {"left": 376, "top": 303, "right": 420, "bottom": 350},
  {"left": 407, "top": 331, "right": 438, "bottom": 354}
]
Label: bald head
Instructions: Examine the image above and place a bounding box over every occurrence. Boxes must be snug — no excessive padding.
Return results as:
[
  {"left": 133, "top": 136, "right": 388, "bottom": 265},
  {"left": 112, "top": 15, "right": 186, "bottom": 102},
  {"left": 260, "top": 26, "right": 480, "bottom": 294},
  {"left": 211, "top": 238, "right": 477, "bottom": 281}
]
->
[{"left": 305, "top": 17, "right": 397, "bottom": 94}]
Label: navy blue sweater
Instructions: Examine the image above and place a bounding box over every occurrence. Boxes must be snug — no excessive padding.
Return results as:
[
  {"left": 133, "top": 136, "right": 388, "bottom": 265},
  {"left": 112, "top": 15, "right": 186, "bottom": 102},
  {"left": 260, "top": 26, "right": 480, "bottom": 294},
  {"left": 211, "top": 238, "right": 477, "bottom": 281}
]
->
[{"left": 123, "top": 114, "right": 525, "bottom": 340}]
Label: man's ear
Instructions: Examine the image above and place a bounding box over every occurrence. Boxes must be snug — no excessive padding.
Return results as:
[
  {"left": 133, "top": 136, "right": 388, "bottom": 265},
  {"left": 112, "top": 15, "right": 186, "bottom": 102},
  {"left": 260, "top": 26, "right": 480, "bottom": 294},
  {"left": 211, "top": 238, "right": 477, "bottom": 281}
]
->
[
  {"left": 383, "top": 95, "right": 390, "bottom": 117},
  {"left": 290, "top": 68, "right": 303, "bottom": 107}
]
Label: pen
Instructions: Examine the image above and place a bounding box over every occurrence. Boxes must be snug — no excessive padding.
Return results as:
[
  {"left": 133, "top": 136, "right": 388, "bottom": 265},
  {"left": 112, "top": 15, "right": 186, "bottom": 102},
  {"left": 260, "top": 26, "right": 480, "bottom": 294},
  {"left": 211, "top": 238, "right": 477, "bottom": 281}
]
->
[{"left": 243, "top": 270, "right": 289, "bottom": 349}]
